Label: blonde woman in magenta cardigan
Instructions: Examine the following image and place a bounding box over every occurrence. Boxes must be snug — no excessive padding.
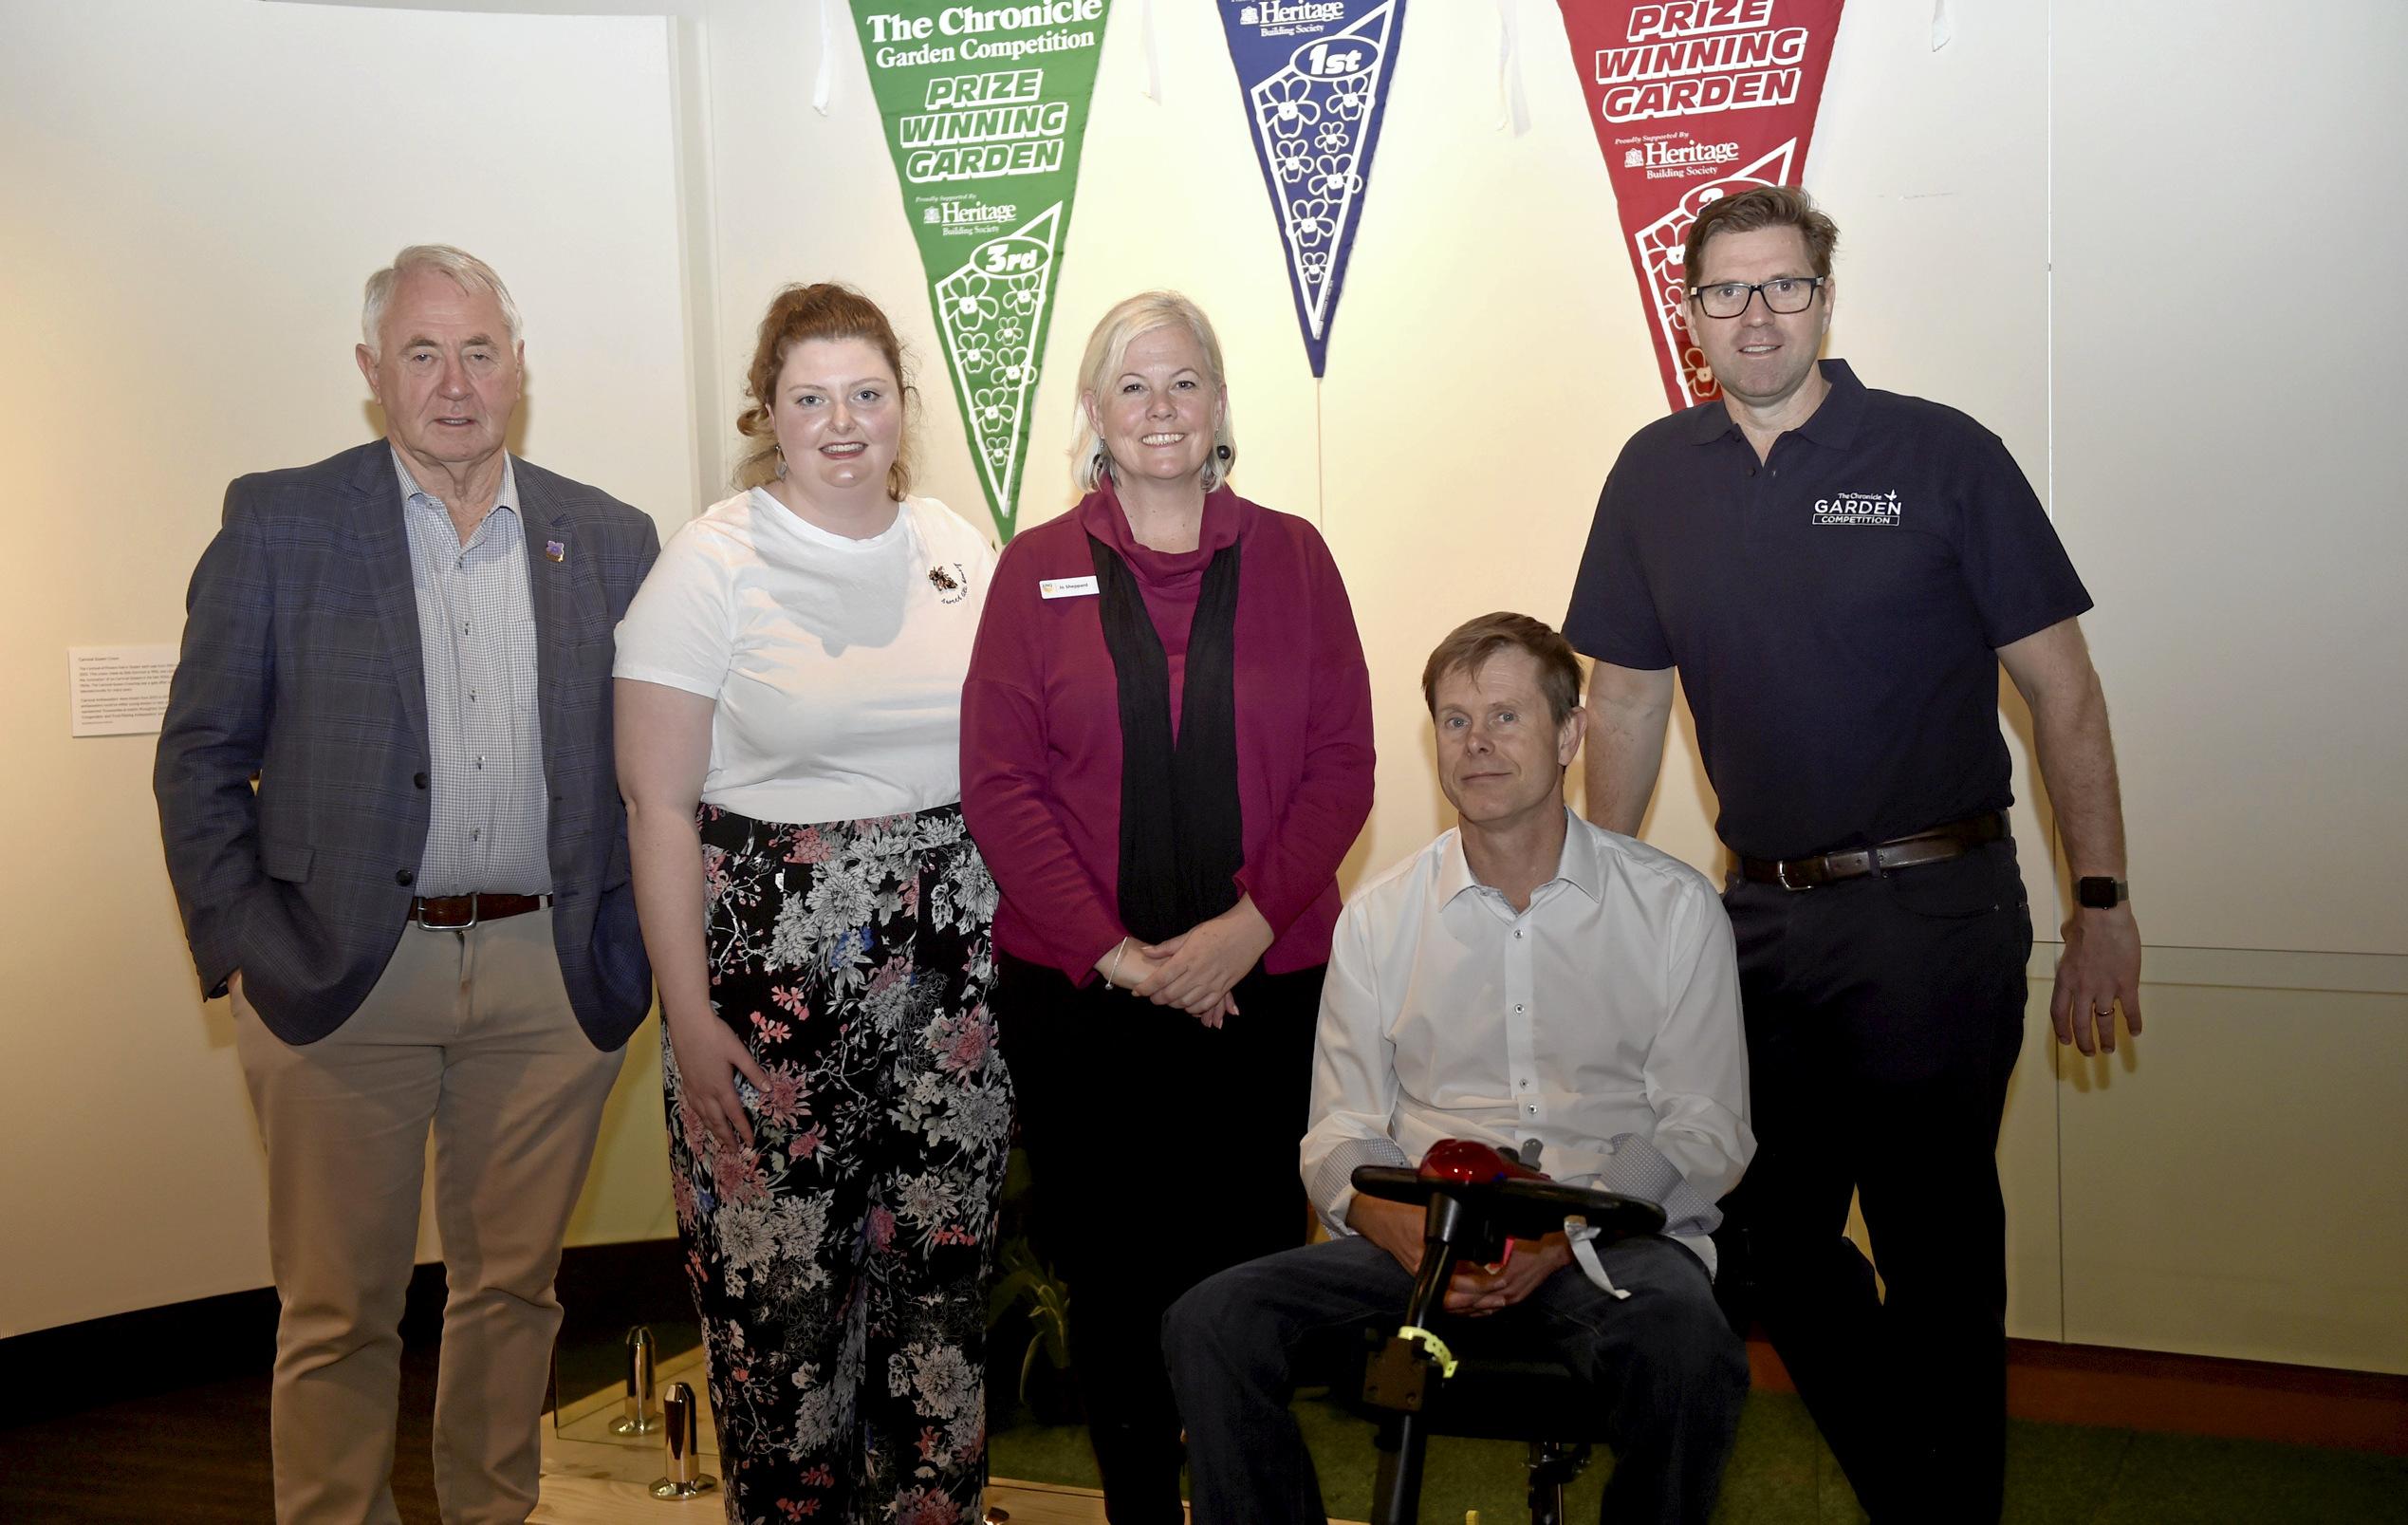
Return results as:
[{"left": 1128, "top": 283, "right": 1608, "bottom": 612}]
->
[{"left": 961, "top": 291, "right": 1375, "bottom": 1523}]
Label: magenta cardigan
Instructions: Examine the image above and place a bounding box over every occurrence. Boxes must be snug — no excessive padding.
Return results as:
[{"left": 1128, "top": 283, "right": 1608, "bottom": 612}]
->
[{"left": 960, "top": 480, "right": 1375, "bottom": 982}]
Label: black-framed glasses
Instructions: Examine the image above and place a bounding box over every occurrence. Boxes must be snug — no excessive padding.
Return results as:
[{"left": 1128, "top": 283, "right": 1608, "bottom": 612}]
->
[{"left": 1688, "top": 275, "right": 1826, "bottom": 319}]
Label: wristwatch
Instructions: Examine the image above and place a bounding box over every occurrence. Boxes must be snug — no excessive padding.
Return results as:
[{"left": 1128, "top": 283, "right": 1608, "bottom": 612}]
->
[{"left": 2075, "top": 876, "right": 2129, "bottom": 909}]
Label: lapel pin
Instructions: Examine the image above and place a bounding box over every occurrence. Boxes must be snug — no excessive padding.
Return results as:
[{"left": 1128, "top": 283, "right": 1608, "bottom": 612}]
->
[
  {"left": 927, "top": 565, "right": 959, "bottom": 592},
  {"left": 545, "top": 539, "right": 567, "bottom": 563}
]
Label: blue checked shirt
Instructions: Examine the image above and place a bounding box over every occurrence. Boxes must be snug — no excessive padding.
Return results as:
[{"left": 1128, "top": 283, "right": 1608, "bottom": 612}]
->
[{"left": 395, "top": 450, "right": 551, "bottom": 896}]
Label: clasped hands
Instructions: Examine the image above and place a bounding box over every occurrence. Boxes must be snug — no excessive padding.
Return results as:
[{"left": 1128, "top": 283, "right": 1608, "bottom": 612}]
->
[
  {"left": 1095, "top": 896, "right": 1274, "bottom": 1028},
  {"left": 1348, "top": 1193, "right": 1570, "bottom": 1316}
]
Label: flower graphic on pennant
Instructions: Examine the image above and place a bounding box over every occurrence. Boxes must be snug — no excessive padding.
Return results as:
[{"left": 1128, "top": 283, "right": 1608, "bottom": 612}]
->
[
  {"left": 1310, "top": 155, "right": 1363, "bottom": 198},
  {"left": 1261, "top": 76, "right": 1323, "bottom": 136},
  {"left": 1299, "top": 248, "right": 1331, "bottom": 282},
  {"left": 1276, "top": 145, "right": 1313, "bottom": 183},
  {"left": 1330, "top": 79, "right": 1371, "bottom": 120},
  {"left": 997, "top": 320, "right": 1025, "bottom": 345},
  {"left": 948, "top": 273, "right": 994, "bottom": 323},
  {"left": 955, "top": 338, "right": 993, "bottom": 371},
  {"left": 1315, "top": 121, "right": 1350, "bottom": 156},
  {"left": 1290, "top": 198, "right": 1337, "bottom": 249},
  {"left": 1005, "top": 281, "right": 1040, "bottom": 314},
  {"left": 972, "top": 387, "right": 1017, "bottom": 430}
]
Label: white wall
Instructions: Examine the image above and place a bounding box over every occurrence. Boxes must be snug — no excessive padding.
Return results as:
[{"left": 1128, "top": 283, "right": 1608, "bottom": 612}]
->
[
  {"left": 2045, "top": 1, "right": 2408, "bottom": 1369},
  {"left": 4, "top": 0, "right": 2401, "bottom": 1375},
  {"left": 2054, "top": 4, "right": 2408, "bottom": 961},
  {"left": 0, "top": 0, "right": 693, "bottom": 1335}
]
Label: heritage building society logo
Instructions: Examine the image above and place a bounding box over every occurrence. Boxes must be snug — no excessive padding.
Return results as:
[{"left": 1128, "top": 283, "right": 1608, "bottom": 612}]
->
[
  {"left": 1622, "top": 139, "right": 1741, "bottom": 169},
  {"left": 1239, "top": 2, "right": 1346, "bottom": 24},
  {"left": 1814, "top": 490, "right": 1902, "bottom": 527},
  {"left": 925, "top": 200, "right": 1019, "bottom": 227}
]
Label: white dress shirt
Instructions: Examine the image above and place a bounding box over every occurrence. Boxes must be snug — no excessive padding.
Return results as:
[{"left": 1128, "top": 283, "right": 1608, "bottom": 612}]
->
[{"left": 1303, "top": 809, "right": 1752, "bottom": 1272}]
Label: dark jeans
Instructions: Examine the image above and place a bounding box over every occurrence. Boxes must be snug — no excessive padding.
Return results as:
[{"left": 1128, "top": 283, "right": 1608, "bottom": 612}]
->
[
  {"left": 995, "top": 954, "right": 1323, "bottom": 1525},
  {"left": 1721, "top": 839, "right": 2032, "bottom": 1523},
  {"left": 1165, "top": 1235, "right": 1747, "bottom": 1525}
]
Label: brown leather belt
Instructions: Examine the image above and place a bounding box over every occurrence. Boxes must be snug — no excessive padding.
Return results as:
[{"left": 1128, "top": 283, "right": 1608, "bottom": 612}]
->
[
  {"left": 408, "top": 892, "right": 551, "bottom": 930},
  {"left": 1741, "top": 812, "right": 2007, "bottom": 891}
]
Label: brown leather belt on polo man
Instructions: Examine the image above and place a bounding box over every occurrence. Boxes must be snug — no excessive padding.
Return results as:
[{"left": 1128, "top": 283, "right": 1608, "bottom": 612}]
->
[
  {"left": 408, "top": 892, "right": 552, "bottom": 930},
  {"left": 1740, "top": 812, "right": 2008, "bottom": 890}
]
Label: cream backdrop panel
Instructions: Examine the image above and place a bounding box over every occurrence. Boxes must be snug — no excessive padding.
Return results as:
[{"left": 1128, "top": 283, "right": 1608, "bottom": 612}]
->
[
  {"left": 698, "top": 0, "right": 2061, "bottom": 873},
  {"left": 694, "top": 0, "right": 2069, "bottom": 1343},
  {"left": 2058, "top": 979, "right": 2408, "bottom": 1372},
  {"left": 0, "top": 0, "right": 691, "bottom": 1335},
  {"left": 2052, "top": 1, "right": 2408, "bottom": 958},
  {"left": 2046, "top": 0, "right": 2408, "bottom": 1371}
]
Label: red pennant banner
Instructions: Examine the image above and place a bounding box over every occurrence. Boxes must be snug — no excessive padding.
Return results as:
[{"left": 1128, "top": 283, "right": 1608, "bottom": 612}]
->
[{"left": 1556, "top": 0, "right": 1846, "bottom": 412}]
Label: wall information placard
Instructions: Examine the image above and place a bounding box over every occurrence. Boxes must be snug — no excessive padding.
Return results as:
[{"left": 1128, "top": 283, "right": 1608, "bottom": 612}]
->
[{"left": 69, "top": 644, "right": 177, "bottom": 737}]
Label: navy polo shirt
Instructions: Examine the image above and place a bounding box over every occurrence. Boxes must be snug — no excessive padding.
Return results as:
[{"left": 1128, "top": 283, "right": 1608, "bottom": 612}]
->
[{"left": 1564, "top": 360, "right": 2091, "bottom": 862}]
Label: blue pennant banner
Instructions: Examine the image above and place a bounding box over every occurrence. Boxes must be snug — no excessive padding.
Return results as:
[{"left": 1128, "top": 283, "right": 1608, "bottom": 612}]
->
[{"left": 1217, "top": 0, "right": 1407, "bottom": 377}]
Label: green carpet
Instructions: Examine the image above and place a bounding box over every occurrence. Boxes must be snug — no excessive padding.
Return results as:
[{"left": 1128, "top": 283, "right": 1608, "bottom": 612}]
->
[{"left": 988, "top": 1389, "right": 2408, "bottom": 1523}]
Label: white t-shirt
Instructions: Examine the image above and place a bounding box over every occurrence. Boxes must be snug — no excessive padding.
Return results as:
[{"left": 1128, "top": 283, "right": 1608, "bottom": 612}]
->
[{"left": 614, "top": 488, "right": 996, "bottom": 826}]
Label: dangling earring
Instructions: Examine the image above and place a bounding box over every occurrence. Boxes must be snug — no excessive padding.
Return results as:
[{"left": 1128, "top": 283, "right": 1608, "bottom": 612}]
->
[
  {"left": 774, "top": 444, "right": 787, "bottom": 480},
  {"left": 1092, "top": 450, "right": 1112, "bottom": 480}
]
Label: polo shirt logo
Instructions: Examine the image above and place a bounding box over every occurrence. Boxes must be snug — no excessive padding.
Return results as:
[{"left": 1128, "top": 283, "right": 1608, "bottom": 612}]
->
[{"left": 1812, "top": 490, "right": 1901, "bottom": 527}]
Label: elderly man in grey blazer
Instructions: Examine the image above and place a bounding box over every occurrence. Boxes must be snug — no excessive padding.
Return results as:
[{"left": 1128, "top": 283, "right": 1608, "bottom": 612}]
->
[{"left": 156, "top": 245, "right": 658, "bottom": 1525}]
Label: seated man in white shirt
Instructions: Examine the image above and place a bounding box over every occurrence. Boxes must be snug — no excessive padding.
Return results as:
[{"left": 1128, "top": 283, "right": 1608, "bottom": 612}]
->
[{"left": 1164, "top": 612, "right": 1754, "bottom": 1525}]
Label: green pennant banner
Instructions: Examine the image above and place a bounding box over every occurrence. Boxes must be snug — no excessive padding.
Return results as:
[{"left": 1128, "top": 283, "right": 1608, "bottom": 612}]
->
[{"left": 853, "top": 0, "right": 1112, "bottom": 542}]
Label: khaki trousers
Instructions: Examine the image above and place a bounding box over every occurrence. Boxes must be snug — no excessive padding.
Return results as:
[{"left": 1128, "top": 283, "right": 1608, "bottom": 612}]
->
[{"left": 234, "top": 911, "right": 625, "bottom": 1525}]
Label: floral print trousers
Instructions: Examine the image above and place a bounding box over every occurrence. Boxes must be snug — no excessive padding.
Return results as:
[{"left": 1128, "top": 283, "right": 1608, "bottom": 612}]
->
[{"left": 666, "top": 803, "right": 1012, "bottom": 1525}]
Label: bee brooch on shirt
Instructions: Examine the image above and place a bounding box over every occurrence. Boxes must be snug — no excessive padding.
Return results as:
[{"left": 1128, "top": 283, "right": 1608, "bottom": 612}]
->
[{"left": 928, "top": 563, "right": 969, "bottom": 604}]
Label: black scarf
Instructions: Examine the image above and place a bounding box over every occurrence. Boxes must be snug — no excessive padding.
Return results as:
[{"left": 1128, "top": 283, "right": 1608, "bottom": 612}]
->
[{"left": 1086, "top": 530, "right": 1245, "bottom": 945}]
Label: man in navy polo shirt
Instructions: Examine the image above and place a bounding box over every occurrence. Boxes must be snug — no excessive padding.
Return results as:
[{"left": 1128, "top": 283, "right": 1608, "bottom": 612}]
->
[{"left": 1564, "top": 186, "right": 2141, "bottom": 1523}]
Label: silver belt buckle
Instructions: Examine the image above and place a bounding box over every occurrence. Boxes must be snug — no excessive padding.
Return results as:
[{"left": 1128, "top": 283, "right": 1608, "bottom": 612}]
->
[{"left": 417, "top": 896, "right": 478, "bottom": 931}]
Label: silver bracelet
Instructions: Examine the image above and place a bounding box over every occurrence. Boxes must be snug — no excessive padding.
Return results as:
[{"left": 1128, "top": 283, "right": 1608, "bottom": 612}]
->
[{"left": 1107, "top": 938, "right": 1129, "bottom": 991}]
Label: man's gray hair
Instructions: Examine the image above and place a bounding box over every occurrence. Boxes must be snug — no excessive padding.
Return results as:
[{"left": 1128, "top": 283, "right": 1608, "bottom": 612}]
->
[{"left": 361, "top": 245, "right": 524, "bottom": 358}]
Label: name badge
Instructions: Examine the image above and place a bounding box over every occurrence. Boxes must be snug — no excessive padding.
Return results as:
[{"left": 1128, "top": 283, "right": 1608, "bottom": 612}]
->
[{"left": 1040, "top": 575, "right": 1100, "bottom": 600}]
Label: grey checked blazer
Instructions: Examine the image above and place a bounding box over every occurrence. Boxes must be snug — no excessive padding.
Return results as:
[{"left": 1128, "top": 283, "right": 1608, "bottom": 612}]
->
[{"left": 156, "top": 441, "right": 660, "bottom": 1048}]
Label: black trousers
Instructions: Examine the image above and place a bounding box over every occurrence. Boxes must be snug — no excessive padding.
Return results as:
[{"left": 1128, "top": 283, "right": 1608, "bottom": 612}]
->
[
  {"left": 1166, "top": 1236, "right": 1747, "bottom": 1525},
  {"left": 1721, "top": 839, "right": 2031, "bottom": 1524},
  {"left": 995, "top": 954, "right": 1324, "bottom": 1525}
]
